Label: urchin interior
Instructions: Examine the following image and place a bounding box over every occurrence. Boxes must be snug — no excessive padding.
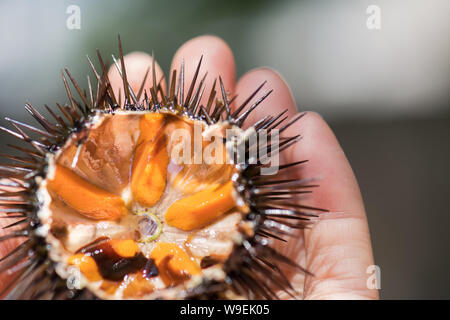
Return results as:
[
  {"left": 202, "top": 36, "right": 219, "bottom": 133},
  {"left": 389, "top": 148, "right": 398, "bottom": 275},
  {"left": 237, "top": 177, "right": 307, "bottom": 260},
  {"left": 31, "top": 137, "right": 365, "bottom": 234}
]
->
[{"left": 37, "top": 111, "right": 243, "bottom": 299}]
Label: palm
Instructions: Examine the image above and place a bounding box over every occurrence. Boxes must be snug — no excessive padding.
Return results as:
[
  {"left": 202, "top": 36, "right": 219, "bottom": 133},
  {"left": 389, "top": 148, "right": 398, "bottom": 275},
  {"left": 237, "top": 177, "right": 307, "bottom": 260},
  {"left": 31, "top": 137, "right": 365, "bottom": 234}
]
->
[{"left": 0, "top": 35, "right": 378, "bottom": 300}]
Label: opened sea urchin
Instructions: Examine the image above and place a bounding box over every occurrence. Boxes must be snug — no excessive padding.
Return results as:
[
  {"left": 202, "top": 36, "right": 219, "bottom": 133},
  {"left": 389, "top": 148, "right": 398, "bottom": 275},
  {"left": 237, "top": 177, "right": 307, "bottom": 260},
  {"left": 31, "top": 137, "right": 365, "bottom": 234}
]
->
[{"left": 0, "top": 37, "right": 325, "bottom": 299}]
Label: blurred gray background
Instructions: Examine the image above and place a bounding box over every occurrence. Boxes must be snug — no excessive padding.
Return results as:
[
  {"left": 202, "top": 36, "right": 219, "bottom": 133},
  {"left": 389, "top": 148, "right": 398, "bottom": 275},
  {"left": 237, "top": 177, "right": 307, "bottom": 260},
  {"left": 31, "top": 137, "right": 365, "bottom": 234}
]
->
[{"left": 0, "top": 0, "right": 449, "bottom": 299}]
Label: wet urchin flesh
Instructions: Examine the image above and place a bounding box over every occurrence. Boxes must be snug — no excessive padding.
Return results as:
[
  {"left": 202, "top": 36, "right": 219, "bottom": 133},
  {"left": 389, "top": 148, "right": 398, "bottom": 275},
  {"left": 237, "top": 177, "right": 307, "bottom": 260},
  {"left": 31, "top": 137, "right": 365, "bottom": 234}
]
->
[{"left": 0, "top": 37, "right": 326, "bottom": 300}]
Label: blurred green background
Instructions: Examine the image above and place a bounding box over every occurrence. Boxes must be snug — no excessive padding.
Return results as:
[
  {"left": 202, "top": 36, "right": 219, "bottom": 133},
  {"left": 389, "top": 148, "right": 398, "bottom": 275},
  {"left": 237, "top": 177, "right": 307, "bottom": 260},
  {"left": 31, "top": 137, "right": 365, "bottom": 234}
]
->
[{"left": 0, "top": 0, "right": 449, "bottom": 299}]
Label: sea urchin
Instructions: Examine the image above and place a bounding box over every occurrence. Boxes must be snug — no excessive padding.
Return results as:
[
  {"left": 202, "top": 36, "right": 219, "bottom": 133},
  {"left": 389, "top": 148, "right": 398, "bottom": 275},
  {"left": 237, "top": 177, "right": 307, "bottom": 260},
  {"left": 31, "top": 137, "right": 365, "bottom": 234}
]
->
[{"left": 0, "top": 36, "right": 325, "bottom": 300}]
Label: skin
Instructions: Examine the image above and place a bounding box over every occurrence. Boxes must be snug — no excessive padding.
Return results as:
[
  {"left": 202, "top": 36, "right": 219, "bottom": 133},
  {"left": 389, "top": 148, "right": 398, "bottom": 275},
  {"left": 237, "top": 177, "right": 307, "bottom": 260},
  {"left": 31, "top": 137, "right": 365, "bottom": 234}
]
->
[{"left": 0, "top": 35, "right": 378, "bottom": 300}]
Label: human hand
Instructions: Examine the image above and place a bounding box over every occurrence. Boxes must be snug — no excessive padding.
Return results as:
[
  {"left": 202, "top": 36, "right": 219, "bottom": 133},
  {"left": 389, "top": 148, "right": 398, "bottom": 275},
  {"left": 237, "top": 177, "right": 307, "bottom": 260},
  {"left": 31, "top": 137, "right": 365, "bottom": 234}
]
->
[{"left": 0, "top": 35, "right": 378, "bottom": 300}]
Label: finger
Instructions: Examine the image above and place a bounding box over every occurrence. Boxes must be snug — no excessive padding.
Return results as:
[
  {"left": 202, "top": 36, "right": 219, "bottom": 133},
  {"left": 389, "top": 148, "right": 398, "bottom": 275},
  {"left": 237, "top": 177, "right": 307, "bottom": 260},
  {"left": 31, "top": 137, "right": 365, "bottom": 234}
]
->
[
  {"left": 291, "top": 112, "right": 378, "bottom": 299},
  {"left": 170, "top": 35, "right": 235, "bottom": 107},
  {"left": 235, "top": 69, "right": 377, "bottom": 300},
  {"left": 108, "top": 51, "right": 166, "bottom": 103},
  {"left": 234, "top": 68, "right": 297, "bottom": 129},
  {"left": 235, "top": 68, "right": 307, "bottom": 298}
]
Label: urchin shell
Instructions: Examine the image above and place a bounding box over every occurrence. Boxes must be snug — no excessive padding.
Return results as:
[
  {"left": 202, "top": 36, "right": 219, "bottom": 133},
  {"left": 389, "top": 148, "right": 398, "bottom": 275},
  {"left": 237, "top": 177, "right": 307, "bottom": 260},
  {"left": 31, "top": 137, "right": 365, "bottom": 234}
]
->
[{"left": 0, "top": 36, "right": 325, "bottom": 300}]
